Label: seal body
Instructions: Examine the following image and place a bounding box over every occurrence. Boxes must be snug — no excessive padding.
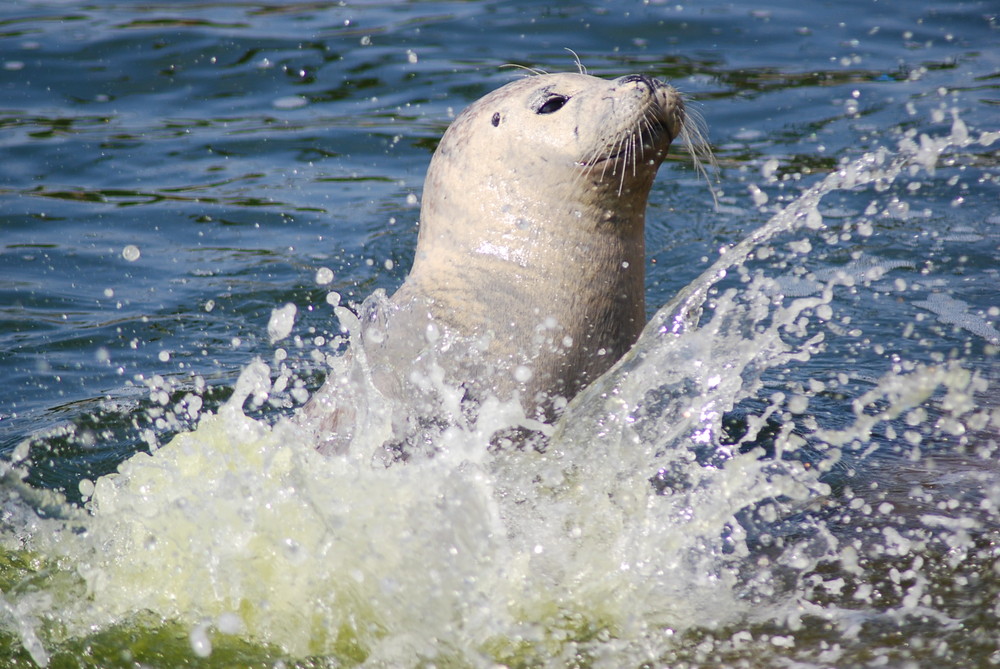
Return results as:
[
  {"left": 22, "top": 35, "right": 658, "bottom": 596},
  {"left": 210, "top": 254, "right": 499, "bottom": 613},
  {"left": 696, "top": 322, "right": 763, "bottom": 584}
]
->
[{"left": 307, "top": 72, "right": 686, "bottom": 454}]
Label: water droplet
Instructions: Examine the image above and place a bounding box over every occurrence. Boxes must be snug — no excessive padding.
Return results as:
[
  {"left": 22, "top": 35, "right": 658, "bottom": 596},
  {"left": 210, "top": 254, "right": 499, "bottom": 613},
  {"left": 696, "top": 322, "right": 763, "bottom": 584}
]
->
[
  {"left": 513, "top": 365, "right": 533, "bottom": 383},
  {"left": 189, "top": 623, "right": 212, "bottom": 658},
  {"left": 315, "top": 267, "right": 334, "bottom": 285},
  {"left": 268, "top": 303, "right": 297, "bottom": 343}
]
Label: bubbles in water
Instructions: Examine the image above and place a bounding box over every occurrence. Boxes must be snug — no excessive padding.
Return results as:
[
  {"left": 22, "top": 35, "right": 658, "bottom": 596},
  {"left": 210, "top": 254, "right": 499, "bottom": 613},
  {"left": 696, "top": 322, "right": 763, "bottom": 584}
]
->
[
  {"left": 913, "top": 293, "right": 1000, "bottom": 345},
  {"left": 121, "top": 244, "right": 140, "bottom": 261}
]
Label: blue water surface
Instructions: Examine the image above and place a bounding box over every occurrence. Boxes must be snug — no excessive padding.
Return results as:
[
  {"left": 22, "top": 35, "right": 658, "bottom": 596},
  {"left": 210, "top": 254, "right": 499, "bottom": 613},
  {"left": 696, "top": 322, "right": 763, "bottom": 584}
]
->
[{"left": 1, "top": 1, "right": 998, "bottom": 666}]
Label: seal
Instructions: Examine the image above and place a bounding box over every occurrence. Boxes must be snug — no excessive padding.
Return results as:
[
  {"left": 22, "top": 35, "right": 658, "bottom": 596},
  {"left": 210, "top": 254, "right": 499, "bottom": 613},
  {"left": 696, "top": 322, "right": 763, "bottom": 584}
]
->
[{"left": 304, "top": 72, "right": 689, "bottom": 456}]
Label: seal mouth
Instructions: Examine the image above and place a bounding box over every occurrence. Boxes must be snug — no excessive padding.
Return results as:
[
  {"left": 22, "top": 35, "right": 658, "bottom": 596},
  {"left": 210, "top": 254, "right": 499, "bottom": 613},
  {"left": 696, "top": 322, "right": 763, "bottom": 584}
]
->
[{"left": 576, "top": 117, "right": 675, "bottom": 169}]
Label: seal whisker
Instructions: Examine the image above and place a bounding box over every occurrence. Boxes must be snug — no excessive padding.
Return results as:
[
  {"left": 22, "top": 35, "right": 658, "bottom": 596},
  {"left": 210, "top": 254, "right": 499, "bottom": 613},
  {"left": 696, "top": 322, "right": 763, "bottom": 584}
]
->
[
  {"left": 598, "top": 135, "right": 617, "bottom": 181},
  {"left": 625, "top": 133, "right": 634, "bottom": 178},
  {"left": 570, "top": 144, "right": 600, "bottom": 199},
  {"left": 606, "top": 134, "right": 620, "bottom": 178},
  {"left": 614, "top": 130, "right": 633, "bottom": 195},
  {"left": 500, "top": 63, "right": 547, "bottom": 77},
  {"left": 568, "top": 159, "right": 588, "bottom": 200},
  {"left": 637, "top": 115, "right": 651, "bottom": 164},
  {"left": 612, "top": 131, "right": 629, "bottom": 180},
  {"left": 677, "top": 102, "right": 719, "bottom": 208},
  {"left": 564, "top": 48, "right": 587, "bottom": 75},
  {"left": 626, "top": 131, "right": 637, "bottom": 184},
  {"left": 631, "top": 130, "right": 639, "bottom": 176},
  {"left": 618, "top": 134, "right": 634, "bottom": 195}
]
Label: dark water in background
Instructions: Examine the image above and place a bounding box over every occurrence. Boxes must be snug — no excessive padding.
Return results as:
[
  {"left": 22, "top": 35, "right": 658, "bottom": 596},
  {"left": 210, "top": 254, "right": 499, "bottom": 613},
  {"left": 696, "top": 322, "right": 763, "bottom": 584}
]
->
[{"left": 1, "top": 1, "right": 998, "bottom": 667}]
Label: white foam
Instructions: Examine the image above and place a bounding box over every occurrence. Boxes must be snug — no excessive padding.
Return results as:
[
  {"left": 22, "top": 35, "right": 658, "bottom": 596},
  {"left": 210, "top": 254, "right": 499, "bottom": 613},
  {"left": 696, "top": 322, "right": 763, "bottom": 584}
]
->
[{"left": 2, "top": 105, "right": 995, "bottom": 667}]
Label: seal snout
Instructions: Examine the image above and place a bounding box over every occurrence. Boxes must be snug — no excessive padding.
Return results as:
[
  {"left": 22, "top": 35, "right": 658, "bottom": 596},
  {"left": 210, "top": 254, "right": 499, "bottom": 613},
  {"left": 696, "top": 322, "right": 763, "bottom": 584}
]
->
[{"left": 615, "top": 74, "right": 684, "bottom": 142}]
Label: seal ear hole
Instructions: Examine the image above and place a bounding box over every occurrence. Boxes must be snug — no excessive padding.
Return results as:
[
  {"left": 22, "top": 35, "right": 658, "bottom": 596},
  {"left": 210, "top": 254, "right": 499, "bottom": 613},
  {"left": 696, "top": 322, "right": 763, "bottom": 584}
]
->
[
  {"left": 535, "top": 95, "right": 569, "bottom": 115},
  {"left": 491, "top": 112, "right": 501, "bottom": 127}
]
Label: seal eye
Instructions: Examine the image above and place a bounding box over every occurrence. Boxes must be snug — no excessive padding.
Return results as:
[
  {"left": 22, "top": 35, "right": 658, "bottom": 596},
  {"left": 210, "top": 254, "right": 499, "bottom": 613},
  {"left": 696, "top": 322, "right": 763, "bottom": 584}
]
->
[
  {"left": 491, "top": 112, "right": 501, "bottom": 127},
  {"left": 536, "top": 95, "right": 569, "bottom": 114}
]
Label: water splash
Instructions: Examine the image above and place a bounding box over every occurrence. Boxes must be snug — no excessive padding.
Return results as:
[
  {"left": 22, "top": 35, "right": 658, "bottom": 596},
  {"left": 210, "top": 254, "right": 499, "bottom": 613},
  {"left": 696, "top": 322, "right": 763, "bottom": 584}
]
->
[{"left": 1, "top": 116, "right": 997, "bottom": 667}]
